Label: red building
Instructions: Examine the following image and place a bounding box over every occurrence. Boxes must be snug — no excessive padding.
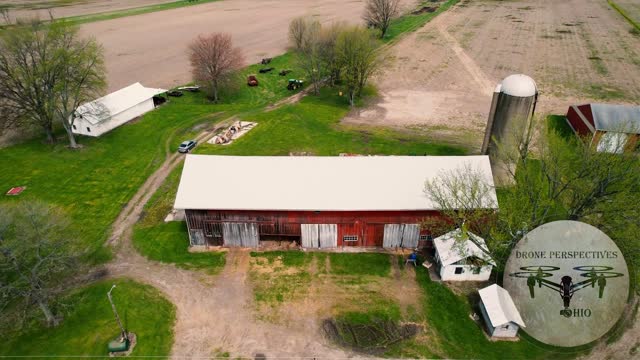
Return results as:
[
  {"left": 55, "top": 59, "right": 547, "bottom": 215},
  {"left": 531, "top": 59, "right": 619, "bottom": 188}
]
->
[
  {"left": 566, "top": 104, "right": 640, "bottom": 153},
  {"left": 174, "top": 155, "right": 497, "bottom": 249}
]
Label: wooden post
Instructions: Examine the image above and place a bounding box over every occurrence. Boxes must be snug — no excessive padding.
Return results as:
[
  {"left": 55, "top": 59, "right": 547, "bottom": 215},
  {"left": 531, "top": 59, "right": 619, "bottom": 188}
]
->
[{"left": 107, "top": 285, "right": 128, "bottom": 341}]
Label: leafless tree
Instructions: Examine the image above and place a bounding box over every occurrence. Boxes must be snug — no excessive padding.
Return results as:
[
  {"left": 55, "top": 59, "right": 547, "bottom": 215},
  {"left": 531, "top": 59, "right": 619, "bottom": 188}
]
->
[
  {"left": 335, "top": 26, "right": 383, "bottom": 106},
  {"left": 288, "top": 16, "right": 315, "bottom": 51},
  {"left": 0, "top": 18, "right": 106, "bottom": 147},
  {"left": 288, "top": 17, "right": 323, "bottom": 94},
  {"left": 188, "top": 33, "right": 244, "bottom": 102},
  {"left": 0, "top": 202, "right": 84, "bottom": 327},
  {"left": 363, "top": 0, "right": 400, "bottom": 38}
]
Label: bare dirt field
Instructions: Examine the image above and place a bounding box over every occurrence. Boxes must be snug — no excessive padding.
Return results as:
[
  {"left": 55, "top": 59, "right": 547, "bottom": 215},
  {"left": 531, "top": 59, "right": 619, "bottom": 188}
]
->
[
  {"left": 70, "top": 0, "right": 416, "bottom": 92},
  {"left": 0, "top": 0, "right": 177, "bottom": 19},
  {"left": 614, "top": 0, "right": 640, "bottom": 25},
  {"left": 344, "top": 0, "right": 640, "bottom": 151}
]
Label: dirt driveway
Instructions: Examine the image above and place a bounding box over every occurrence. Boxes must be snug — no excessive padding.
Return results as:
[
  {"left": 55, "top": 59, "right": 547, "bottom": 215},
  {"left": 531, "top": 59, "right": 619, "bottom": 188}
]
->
[
  {"left": 344, "top": 0, "right": 640, "bottom": 151},
  {"left": 71, "top": 0, "right": 416, "bottom": 92}
]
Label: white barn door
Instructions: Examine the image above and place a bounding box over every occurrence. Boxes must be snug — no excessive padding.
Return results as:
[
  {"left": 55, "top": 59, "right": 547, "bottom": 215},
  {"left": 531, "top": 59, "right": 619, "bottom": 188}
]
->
[
  {"left": 301, "top": 224, "right": 337, "bottom": 248},
  {"left": 383, "top": 224, "right": 420, "bottom": 248},
  {"left": 222, "top": 223, "right": 259, "bottom": 247}
]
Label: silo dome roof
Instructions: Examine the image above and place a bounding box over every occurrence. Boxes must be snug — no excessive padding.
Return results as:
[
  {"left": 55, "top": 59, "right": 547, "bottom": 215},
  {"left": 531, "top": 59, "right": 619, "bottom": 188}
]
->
[{"left": 500, "top": 74, "right": 537, "bottom": 97}]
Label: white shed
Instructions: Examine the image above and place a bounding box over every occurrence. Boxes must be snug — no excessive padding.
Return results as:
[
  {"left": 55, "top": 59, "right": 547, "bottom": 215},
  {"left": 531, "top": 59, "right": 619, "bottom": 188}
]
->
[
  {"left": 478, "top": 284, "right": 525, "bottom": 338},
  {"left": 433, "top": 228, "right": 495, "bottom": 281},
  {"left": 72, "top": 82, "right": 166, "bottom": 137}
]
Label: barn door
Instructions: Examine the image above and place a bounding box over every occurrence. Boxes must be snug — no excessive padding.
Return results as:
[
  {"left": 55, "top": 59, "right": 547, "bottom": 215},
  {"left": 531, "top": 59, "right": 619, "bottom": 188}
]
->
[
  {"left": 301, "top": 224, "right": 337, "bottom": 248},
  {"left": 383, "top": 224, "right": 420, "bottom": 248},
  {"left": 222, "top": 223, "right": 259, "bottom": 247}
]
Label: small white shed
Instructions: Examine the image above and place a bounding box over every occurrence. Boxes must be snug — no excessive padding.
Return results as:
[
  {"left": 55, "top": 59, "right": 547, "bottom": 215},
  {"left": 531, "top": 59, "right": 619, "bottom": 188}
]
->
[
  {"left": 72, "top": 82, "right": 166, "bottom": 137},
  {"left": 433, "top": 228, "right": 495, "bottom": 281},
  {"left": 478, "top": 284, "right": 525, "bottom": 338}
]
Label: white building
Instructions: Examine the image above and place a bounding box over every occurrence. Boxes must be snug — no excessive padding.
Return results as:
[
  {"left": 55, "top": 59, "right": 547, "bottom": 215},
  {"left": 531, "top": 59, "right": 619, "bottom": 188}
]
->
[
  {"left": 72, "top": 82, "right": 166, "bottom": 137},
  {"left": 433, "top": 228, "right": 495, "bottom": 281},
  {"left": 478, "top": 284, "right": 525, "bottom": 338}
]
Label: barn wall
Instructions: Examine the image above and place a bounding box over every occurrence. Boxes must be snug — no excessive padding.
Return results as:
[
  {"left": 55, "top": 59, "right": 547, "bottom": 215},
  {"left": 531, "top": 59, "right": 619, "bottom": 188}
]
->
[
  {"left": 185, "top": 209, "right": 441, "bottom": 248},
  {"left": 72, "top": 99, "right": 155, "bottom": 137},
  {"left": 439, "top": 264, "right": 492, "bottom": 281},
  {"left": 566, "top": 106, "right": 594, "bottom": 137}
]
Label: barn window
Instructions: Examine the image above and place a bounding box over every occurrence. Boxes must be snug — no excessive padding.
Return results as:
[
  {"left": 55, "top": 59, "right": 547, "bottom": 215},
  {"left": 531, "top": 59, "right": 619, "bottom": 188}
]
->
[
  {"left": 419, "top": 234, "right": 432, "bottom": 241},
  {"left": 343, "top": 235, "right": 358, "bottom": 242},
  {"left": 455, "top": 267, "right": 464, "bottom": 274},
  {"left": 87, "top": 127, "right": 91, "bottom": 132}
]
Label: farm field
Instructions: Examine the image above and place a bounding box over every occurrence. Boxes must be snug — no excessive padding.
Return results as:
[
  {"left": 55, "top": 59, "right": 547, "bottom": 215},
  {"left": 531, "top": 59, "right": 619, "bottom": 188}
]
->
[
  {"left": 0, "top": 0, "right": 179, "bottom": 19},
  {"left": 612, "top": 0, "right": 640, "bottom": 27},
  {"left": 71, "top": 0, "right": 416, "bottom": 92},
  {"left": 344, "top": 0, "right": 640, "bottom": 152}
]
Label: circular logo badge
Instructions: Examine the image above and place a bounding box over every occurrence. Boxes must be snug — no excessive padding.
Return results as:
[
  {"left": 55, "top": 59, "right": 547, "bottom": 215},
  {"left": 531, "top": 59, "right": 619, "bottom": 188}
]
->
[{"left": 503, "top": 220, "right": 629, "bottom": 347}]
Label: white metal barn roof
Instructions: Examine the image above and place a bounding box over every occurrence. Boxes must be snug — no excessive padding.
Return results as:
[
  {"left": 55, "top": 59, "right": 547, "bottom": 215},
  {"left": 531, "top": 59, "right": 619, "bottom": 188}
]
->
[
  {"left": 75, "top": 82, "right": 166, "bottom": 124},
  {"left": 479, "top": 284, "right": 525, "bottom": 328},
  {"left": 589, "top": 104, "right": 640, "bottom": 134},
  {"left": 433, "top": 228, "right": 496, "bottom": 266},
  {"left": 174, "top": 155, "right": 497, "bottom": 211}
]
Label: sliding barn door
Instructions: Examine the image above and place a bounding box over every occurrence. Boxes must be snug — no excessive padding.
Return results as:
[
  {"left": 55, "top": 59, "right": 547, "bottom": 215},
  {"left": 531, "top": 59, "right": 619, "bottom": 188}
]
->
[
  {"left": 383, "top": 224, "right": 420, "bottom": 248},
  {"left": 301, "top": 224, "right": 337, "bottom": 248},
  {"left": 222, "top": 223, "right": 259, "bottom": 247}
]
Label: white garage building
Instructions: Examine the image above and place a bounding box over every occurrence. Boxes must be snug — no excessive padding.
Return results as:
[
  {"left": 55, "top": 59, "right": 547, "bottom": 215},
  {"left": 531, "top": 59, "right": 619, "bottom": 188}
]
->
[
  {"left": 72, "top": 82, "right": 166, "bottom": 137},
  {"left": 478, "top": 284, "right": 525, "bottom": 338},
  {"left": 433, "top": 228, "right": 495, "bottom": 281}
]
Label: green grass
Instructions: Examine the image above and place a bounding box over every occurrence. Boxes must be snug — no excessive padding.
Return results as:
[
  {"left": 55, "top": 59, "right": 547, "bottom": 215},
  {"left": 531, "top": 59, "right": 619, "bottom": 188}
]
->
[
  {"left": 0, "top": 278, "right": 175, "bottom": 357},
  {"left": 384, "top": 267, "right": 586, "bottom": 359},
  {"left": 384, "top": 0, "right": 460, "bottom": 43},
  {"left": 133, "top": 164, "right": 226, "bottom": 274},
  {"left": 196, "top": 87, "right": 465, "bottom": 156},
  {"left": 608, "top": 0, "right": 640, "bottom": 33},
  {"left": 328, "top": 253, "right": 392, "bottom": 276}
]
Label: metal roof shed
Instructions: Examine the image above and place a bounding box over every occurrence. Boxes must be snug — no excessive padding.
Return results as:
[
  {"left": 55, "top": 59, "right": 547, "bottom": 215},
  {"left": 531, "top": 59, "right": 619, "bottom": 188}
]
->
[
  {"left": 433, "top": 228, "right": 495, "bottom": 281},
  {"left": 565, "top": 103, "right": 640, "bottom": 153},
  {"left": 478, "top": 284, "right": 525, "bottom": 338}
]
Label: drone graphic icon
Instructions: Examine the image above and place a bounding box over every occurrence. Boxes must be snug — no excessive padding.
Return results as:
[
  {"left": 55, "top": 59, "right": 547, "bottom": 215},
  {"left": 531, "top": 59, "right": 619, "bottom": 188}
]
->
[{"left": 509, "top": 266, "right": 624, "bottom": 315}]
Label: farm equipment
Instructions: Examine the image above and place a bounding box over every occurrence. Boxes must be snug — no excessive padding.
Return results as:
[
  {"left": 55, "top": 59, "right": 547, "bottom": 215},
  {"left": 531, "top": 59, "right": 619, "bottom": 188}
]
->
[
  {"left": 279, "top": 69, "right": 292, "bottom": 76},
  {"left": 261, "top": 58, "right": 272, "bottom": 65},
  {"left": 259, "top": 67, "right": 274, "bottom": 74},
  {"left": 247, "top": 75, "right": 258, "bottom": 86},
  {"left": 287, "top": 79, "right": 303, "bottom": 90}
]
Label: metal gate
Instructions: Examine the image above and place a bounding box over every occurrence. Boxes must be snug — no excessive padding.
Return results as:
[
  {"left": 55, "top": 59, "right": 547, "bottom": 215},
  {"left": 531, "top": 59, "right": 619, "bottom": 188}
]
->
[
  {"left": 382, "top": 224, "right": 420, "bottom": 248},
  {"left": 222, "top": 222, "right": 259, "bottom": 247},
  {"left": 301, "top": 224, "right": 337, "bottom": 248}
]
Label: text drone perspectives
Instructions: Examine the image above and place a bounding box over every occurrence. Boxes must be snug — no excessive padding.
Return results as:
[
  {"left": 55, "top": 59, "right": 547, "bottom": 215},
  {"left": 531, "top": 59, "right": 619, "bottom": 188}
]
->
[{"left": 0, "top": 0, "right": 638, "bottom": 359}]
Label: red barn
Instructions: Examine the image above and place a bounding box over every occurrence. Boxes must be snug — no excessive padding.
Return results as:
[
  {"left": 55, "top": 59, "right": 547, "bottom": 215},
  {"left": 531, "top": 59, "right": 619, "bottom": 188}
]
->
[
  {"left": 566, "top": 104, "right": 640, "bottom": 153},
  {"left": 174, "top": 155, "right": 497, "bottom": 249}
]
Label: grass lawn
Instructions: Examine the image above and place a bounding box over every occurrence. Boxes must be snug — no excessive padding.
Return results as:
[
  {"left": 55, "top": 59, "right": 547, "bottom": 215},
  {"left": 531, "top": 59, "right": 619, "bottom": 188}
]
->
[
  {"left": 384, "top": 0, "right": 460, "bottom": 43},
  {"left": 0, "top": 278, "right": 175, "bottom": 358}
]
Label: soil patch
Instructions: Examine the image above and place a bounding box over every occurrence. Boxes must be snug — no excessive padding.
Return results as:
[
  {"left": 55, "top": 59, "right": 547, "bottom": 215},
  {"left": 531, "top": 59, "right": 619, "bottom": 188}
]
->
[{"left": 323, "top": 318, "right": 422, "bottom": 354}]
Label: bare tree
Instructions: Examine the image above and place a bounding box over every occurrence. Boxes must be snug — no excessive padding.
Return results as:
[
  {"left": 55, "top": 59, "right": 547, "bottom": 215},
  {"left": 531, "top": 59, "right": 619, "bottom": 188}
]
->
[
  {"left": 0, "top": 202, "right": 84, "bottom": 327},
  {"left": 289, "top": 17, "right": 323, "bottom": 94},
  {"left": 363, "top": 0, "right": 400, "bottom": 39},
  {"left": 188, "top": 33, "right": 244, "bottom": 102},
  {"left": 335, "top": 26, "right": 382, "bottom": 106},
  {"left": 0, "top": 18, "right": 106, "bottom": 147}
]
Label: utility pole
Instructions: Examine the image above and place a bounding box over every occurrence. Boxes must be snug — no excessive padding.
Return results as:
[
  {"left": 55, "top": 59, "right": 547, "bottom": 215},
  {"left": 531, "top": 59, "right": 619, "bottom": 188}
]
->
[{"left": 107, "top": 285, "right": 129, "bottom": 342}]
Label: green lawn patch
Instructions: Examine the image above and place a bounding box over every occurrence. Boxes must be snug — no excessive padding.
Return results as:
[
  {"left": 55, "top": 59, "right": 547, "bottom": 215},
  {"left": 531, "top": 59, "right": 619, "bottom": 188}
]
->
[
  {"left": 328, "top": 253, "right": 392, "bottom": 277},
  {"left": 196, "top": 87, "right": 465, "bottom": 156},
  {"left": 0, "top": 278, "right": 175, "bottom": 358}
]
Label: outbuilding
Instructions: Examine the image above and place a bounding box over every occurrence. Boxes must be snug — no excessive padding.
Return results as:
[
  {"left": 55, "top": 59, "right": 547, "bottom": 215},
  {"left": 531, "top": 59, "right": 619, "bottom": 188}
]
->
[
  {"left": 565, "top": 103, "right": 640, "bottom": 153},
  {"left": 478, "top": 284, "right": 525, "bottom": 338},
  {"left": 433, "top": 228, "right": 495, "bottom": 281},
  {"left": 173, "top": 155, "right": 498, "bottom": 249},
  {"left": 72, "top": 82, "right": 166, "bottom": 137}
]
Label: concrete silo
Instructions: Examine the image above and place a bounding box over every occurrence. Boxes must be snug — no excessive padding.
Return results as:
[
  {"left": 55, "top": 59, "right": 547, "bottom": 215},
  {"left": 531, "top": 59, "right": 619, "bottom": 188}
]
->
[{"left": 481, "top": 74, "right": 538, "bottom": 160}]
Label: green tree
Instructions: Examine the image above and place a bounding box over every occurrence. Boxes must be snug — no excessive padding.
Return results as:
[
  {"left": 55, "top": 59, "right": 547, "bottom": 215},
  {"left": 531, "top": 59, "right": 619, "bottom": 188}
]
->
[
  {"left": 0, "top": 18, "right": 106, "bottom": 147},
  {"left": 335, "top": 26, "right": 382, "bottom": 106},
  {"left": 0, "top": 202, "right": 84, "bottom": 327}
]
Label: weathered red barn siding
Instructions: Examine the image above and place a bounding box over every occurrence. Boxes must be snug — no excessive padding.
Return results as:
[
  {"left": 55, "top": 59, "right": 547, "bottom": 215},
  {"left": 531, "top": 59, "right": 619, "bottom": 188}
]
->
[
  {"left": 185, "top": 209, "right": 440, "bottom": 247},
  {"left": 566, "top": 105, "right": 595, "bottom": 137}
]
